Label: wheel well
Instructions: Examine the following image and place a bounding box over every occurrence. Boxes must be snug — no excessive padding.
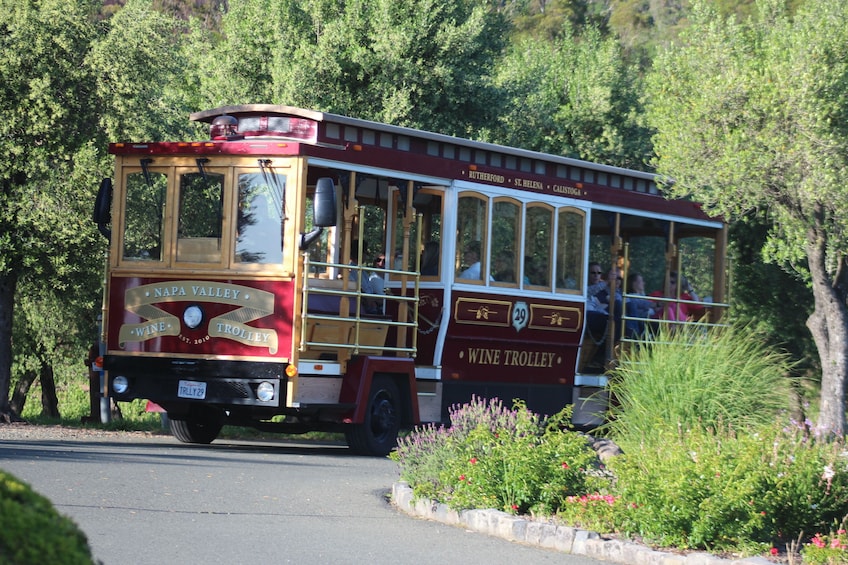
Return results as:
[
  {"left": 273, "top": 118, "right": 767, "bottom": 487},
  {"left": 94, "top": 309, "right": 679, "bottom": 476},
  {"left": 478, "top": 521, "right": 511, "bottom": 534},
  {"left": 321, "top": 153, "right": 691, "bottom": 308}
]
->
[{"left": 374, "top": 371, "right": 415, "bottom": 427}]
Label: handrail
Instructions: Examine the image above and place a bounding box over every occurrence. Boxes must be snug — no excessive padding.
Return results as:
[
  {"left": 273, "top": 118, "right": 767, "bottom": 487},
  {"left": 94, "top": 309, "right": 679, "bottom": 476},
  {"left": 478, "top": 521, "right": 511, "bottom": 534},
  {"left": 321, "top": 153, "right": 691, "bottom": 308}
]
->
[
  {"left": 299, "top": 256, "right": 419, "bottom": 358},
  {"left": 620, "top": 292, "right": 730, "bottom": 347}
]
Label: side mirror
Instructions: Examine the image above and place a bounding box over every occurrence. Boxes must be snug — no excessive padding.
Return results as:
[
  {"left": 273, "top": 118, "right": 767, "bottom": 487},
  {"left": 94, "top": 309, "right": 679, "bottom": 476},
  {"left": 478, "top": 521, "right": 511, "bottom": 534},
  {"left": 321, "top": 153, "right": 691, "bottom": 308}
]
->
[
  {"left": 93, "top": 178, "right": 112, "bottom": 241},
  {"left": 300, "top": 177, "right": 337, "bottom": 250},
  {"left": 313, "top": 177, "right": 337, "bottom": 228}
]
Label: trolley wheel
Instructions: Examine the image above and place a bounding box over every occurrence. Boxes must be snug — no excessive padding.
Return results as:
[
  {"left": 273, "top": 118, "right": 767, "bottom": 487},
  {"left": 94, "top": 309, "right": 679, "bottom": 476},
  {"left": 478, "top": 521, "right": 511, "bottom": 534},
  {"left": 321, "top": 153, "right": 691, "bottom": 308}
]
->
[
  {"left": 345, "top": 376, "right": 401, "bottom": 456},
  {"left": 169, "top": 406, "right": 224, "bottom": 444}
]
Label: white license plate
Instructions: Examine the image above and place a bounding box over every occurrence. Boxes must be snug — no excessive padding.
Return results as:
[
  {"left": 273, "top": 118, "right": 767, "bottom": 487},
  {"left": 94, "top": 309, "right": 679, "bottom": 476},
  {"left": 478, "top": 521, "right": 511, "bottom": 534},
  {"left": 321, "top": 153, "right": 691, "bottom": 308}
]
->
[{"left": 177, "top": 380, "right": 207, "bottom": 399}]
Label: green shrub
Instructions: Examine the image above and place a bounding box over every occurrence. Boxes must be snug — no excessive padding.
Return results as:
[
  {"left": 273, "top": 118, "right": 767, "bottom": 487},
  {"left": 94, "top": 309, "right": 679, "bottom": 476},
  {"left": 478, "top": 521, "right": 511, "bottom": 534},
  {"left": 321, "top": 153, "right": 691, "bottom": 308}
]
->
[
  {"left": 608, "top": 421, "right": 848, "bottom": 552},
  {"left": 391, "top": 397, "right": 609, "bottom": 515},
  {"left": 0, "top": 471, "right": 95, "bottom": 565}
]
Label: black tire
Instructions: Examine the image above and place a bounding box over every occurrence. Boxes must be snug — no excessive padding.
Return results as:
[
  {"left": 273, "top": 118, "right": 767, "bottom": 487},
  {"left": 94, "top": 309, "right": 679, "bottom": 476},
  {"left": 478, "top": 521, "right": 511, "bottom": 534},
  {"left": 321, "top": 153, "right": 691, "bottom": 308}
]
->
[
  {"left": 345, "top": 376, "right": 401, "bottom": 456},
  {"left": 168, "top": 407, "right": 224, "bottom": 444}
]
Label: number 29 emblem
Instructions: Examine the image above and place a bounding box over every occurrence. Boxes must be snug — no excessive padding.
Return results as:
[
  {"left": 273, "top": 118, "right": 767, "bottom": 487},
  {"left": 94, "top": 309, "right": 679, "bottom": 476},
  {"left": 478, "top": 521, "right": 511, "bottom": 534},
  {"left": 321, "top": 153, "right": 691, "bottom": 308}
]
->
[{"left": 512, "top": 301, "right": 528, "bottom": 332}]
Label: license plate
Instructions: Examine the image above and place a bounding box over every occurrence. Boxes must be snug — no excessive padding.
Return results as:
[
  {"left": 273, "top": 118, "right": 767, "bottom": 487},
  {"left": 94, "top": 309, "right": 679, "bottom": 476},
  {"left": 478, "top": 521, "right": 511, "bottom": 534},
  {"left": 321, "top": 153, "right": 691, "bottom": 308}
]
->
[{"left": 177, "top": 380, "right": 207, "bottom": 399}]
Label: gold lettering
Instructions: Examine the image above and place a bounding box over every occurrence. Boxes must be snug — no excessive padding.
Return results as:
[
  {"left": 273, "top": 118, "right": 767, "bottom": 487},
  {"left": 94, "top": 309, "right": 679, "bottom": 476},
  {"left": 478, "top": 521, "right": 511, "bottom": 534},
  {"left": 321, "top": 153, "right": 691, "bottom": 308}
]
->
[
  {"left": 502, "top": 349, "right": 555, "bottom": 368},
  {"left": 467, "top": 347, "right": 556, "bottom": 367},
  {"left": 468, "top": 170, "right": 506, "bottom": 183},
  {"left": 552, "top": 184, "right": 583, "bottom": 196}
]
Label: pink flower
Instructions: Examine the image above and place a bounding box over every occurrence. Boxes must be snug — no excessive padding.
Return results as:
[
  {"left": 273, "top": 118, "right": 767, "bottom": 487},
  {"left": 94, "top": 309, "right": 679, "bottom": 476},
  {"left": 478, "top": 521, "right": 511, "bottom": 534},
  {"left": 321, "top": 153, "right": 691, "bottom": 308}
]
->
[
  {"left": 770, "top": 547, "right": 778, "bottom": 556},
  {"left": 469, "top": 457, "right": 478, "bottom": 465},
  {"left": 459, "top": 474, "right": 466, "bottom": 482},
  {"left": 511, "top": 504, "right": 519, "bottom": 511},
  {"left": 812, "top": 535, "right": 826, "bottom": 548},
  {"left": 561, "top": 462, "right": 569, "bottom": 469},
  {"left": 831, "top": 538, "right": 843, "bottom": 549}
]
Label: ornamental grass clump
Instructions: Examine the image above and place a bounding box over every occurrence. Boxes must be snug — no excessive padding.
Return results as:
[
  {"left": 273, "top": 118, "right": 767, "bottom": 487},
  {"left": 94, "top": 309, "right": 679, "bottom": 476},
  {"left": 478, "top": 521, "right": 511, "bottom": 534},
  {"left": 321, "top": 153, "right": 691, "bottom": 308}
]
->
[
  {"left": 604, "top": 323, "right": 795, "bottom": 445},
  {"left": 391, "top": 396, "right": 609, "bottom": 515}
]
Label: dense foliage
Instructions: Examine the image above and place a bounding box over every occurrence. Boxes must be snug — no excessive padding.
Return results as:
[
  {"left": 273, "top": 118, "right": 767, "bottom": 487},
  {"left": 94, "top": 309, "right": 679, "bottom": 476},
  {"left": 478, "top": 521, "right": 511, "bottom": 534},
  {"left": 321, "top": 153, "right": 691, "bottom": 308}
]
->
[
  {"left": 391, "top": 397, "right": 606, "bottom": 515},
  {"left": 645, "top": 0, "right": 848, "bottom": 434},
  {"left": 0, "top": 0, "right": 827, "bottom": 432},
  {"left": 394, "top": 326, "right": 848, "bottom": 557},
  {"left": 0, "top": 470, "right": 94, "bottom": 564}
]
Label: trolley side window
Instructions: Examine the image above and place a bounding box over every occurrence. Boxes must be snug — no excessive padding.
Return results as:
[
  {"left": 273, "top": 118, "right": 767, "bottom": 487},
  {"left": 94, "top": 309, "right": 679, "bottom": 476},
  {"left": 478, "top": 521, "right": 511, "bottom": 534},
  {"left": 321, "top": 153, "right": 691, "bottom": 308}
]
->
[
  {"left": 524, "top": 203, "right": 553, "bottom": 290},
  {"left": 491, "top": 198, "right": 520, "bottom": 286},
  {"left": 416, "top": 190, "right": 443, "bottom": 278},
  {"left": 556, "top": 207, "right": 586, "bottom": 293},
  {"left": 176, "top": 172, "right": 224, "bottom": 263},
  {"left": 123, "top": 171, "right": 167, "bottom": 262},
  {"left": 456, "top": 193, "right": 489, "bottom": 282}
]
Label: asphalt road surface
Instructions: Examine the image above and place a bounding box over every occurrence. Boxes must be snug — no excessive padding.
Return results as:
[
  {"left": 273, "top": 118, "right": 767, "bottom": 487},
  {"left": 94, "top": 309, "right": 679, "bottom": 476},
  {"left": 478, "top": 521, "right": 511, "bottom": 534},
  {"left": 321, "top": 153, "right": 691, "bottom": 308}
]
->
[{"left": 0, "top": 425, "right": 609, "bottom": 565}]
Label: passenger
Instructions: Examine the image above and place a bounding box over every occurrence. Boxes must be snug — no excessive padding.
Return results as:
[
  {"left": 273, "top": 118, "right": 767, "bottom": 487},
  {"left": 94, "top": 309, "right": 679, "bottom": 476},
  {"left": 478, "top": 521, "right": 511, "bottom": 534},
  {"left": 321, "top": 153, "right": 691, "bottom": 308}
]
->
[
  {"left": 421, "top": 241, "right": 440, "bottom": 276},
  {"left": 524, "top": 257, "right": 548, "bottom": 286},
  {"left": 459, "top": 241, "right": 484, "bottom": 280},
  {"left": 349, "top": 245, "right": 380, "bottom": 314},
  {"left": 367, "top": 253, "right": 387, "bottom": 314},
  {"left": 492, "top": 251, "right": 516, "bottom": 283},
  {"left": 625, "top": 272, "right": 657, "bottom": 337},
  {"left": 392, "top": 249, "right": 404, "bottom": 271},
  {"left": 679, "top": 274, "right": 707, "bottom": 321},
  {"left": 595, "top": 266, "right": 622, "bottom": 307},
  {"left": 649, "top": 271, "right": 687, "bottom": 322},
  {"left": 585, "top": 262, "right": 622, "bottom": 343},
  {"left": 587, "top": 262, "right": 606, "bottom": 303}
]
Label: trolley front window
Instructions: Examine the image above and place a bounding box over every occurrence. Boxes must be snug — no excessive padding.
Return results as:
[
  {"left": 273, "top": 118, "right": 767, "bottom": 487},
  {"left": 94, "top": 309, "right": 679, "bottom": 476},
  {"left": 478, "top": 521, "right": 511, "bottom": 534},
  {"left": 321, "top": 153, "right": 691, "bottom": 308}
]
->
[
  {"left": 123, "top": 171, "right": 167, "bottom": 262},
  {"left": 176, "top": 171, "right": 224, "bottom": 264},
  {"left": 235, "top": 172, "right": 285, "bottom": 264}
]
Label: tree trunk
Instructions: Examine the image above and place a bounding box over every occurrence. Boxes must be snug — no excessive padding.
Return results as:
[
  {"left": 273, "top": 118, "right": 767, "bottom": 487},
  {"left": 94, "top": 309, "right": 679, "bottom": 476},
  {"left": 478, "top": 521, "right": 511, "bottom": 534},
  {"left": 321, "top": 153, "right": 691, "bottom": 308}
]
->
[
  {"left": 39, "top": 361, "right": 60, "bottom": 419},
  {"left": 806, "top": 234, "right": 848, "bottom": 436},
  {"left": 0, "top": 271, "right": 21, "bottom": 423},
  {"left": 10, "top": 369, "right": 37, "bottom": 416}
]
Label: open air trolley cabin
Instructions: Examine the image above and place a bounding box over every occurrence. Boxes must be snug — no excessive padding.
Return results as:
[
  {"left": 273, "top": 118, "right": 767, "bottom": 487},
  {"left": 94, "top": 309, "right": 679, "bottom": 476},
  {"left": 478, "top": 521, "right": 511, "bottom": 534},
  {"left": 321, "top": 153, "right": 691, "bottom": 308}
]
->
[{"left": 93, "top": 104, "right": 728, "bottom": 455}]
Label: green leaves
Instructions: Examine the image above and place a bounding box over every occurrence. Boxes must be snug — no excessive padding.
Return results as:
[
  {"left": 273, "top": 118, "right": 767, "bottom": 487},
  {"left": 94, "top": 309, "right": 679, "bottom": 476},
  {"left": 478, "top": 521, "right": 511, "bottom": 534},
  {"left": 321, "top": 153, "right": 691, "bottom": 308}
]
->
[
  {"left": 489, "top": 24, "right": 650, "bottom": 168},
  {"left": 198, "top": 0, "right": 508, "bottom": 135}
]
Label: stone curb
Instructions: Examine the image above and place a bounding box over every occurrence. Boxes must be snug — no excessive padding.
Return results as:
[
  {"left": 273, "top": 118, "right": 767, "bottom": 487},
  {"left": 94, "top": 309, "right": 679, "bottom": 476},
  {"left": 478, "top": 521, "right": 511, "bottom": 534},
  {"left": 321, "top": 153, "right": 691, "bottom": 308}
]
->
[{"left": 391, "top": 482, "right": 773, "bottom": 565}]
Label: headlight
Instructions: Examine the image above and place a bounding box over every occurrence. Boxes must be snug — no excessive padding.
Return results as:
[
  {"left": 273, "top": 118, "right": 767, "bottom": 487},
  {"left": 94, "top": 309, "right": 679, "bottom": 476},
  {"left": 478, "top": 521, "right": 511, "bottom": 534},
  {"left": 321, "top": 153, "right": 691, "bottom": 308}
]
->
[
  {"left": 112, "top": 376, "right": 129, "bottom": 394},
  {"left": 183, "top": 304, "right": 204, "bottom": 329},
  {"left": 256, "top": 381, "right": 275, "bottom": 402}
]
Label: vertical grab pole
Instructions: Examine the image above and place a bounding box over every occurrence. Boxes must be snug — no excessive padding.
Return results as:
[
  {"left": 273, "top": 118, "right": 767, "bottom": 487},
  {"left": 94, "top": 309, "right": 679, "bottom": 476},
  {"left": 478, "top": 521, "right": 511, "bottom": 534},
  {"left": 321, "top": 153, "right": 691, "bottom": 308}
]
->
[{"left": 606, "top": 213, "right": 622, "bottom": 362}]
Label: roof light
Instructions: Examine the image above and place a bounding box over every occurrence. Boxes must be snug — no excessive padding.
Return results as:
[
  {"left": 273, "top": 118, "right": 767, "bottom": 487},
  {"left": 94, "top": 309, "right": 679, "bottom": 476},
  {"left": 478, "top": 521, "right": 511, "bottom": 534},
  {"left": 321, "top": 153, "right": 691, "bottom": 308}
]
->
[{"left": 210, "top": 115, "right": 238, "bottom": 140}]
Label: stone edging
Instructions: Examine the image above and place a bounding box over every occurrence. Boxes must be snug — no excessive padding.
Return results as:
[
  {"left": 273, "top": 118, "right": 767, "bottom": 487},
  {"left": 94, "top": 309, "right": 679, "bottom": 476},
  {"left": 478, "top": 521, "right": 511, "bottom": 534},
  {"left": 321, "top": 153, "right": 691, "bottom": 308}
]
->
[{"left": 391, "top": 482, "right": 774, "bottom": 565}]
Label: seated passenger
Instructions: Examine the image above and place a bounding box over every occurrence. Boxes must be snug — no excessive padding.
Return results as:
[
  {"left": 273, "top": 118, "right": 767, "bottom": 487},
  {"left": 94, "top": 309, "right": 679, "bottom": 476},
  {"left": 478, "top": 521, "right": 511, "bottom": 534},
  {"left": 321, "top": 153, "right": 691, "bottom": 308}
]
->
[
  {"left": 492, "top": 251, "right": 515, "bottom": 283},
  {"left": 458, "top": 241, "right": 483, "bottom": 279},
  {"left": 421, "top": 241, "right": 440, "bottom": 276},
  {"left": 350, "top": 246, "right": 381, "bottom": 315},
  {"left": 585, "top": 263, "right": 623, "bottom": 343},
  {"left": 679, "top": 274, "right": 706, "bottom": 320},
  {"left": 625, "top": 272, "right": 657, "bottom": 337},
  {"left": 649, "top": 272, "right": 688, "bottom": 322},
  {"left": 458, "top": 241, "right": 494, "bottom": 281}
]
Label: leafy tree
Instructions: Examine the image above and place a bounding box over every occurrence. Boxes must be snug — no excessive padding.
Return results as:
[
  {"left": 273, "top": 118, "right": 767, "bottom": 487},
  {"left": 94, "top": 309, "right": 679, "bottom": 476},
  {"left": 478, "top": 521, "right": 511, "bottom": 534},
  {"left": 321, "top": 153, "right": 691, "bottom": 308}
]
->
[
  {"left": 197, "top": 0, "right": 510, "bottom": 136},
  {"left": 9, "top": 143, "right": 106, "bottom": 420},
  {"left": 645, "top": 0, "right": 848, "bottom": 434},
  {"left": 0, "top": 0, "right": 101, "bottom": 421},
  {"left": 89, "top": 0, "right": 200, "bottom": 142},
  {"left": 487, "top": 24, "right": 651, "bottom": 168}
]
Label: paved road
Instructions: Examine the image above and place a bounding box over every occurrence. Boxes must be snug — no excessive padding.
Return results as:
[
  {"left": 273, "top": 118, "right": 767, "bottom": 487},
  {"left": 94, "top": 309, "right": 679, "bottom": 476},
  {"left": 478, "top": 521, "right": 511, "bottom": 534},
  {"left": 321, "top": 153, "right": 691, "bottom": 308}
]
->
[{"left": 0, "top": 427, "right": 608, "bottom": 565}]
